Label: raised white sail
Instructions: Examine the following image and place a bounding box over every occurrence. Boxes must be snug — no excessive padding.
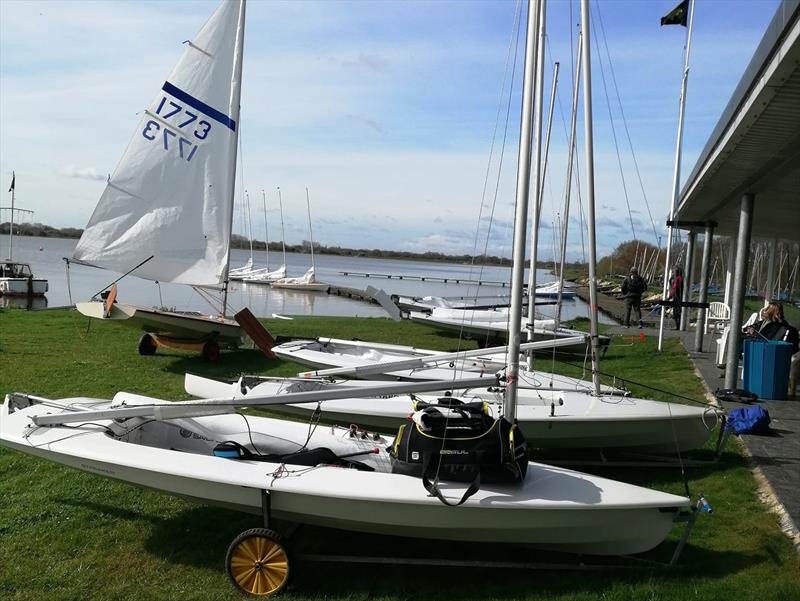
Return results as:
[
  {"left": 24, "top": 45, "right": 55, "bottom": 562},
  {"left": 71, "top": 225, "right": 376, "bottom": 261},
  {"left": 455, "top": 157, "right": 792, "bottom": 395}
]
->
[{"left": 73, "top": 0, "right": 245, "bottom": 287}]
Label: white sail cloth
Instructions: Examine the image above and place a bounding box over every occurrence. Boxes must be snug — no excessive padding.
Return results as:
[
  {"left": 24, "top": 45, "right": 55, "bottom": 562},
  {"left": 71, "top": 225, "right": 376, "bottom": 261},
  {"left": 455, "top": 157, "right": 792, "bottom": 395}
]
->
[{"left": 73, "top": 1, "right": 245, "bottom": 287}]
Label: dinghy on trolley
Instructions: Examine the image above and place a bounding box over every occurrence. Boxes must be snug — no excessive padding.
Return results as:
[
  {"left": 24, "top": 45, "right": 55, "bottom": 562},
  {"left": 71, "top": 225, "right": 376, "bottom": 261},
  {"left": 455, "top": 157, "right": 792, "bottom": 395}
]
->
[
  {"left": 69, "top": 0, "right": 253, "bottom": 358},
  {"left": 184, "top": 370, "right": 718, "bottom": 453}
]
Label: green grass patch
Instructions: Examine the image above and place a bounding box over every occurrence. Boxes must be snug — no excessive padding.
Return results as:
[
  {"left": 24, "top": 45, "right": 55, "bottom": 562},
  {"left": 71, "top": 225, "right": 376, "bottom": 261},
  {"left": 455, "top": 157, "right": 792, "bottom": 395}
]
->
[{"left": 1, "top": 308, "right": 798, "bottom": 600}]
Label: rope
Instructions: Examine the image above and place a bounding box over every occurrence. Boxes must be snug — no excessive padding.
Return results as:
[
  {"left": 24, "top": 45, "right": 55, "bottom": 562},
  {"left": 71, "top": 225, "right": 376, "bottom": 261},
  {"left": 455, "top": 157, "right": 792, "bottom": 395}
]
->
[{"left": 594, "top": 4, "right": 660, "bottom": 248}]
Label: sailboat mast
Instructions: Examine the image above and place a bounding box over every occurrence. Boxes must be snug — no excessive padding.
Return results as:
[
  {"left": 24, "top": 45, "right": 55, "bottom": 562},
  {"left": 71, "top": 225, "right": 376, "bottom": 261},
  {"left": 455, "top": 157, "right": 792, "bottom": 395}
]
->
[
  {"left": 657, "top": 0, "right": 695, "bottom": 351},
  {"left": 580, "top": 0, "right": 601, "bottom": 396},
  {"left": 262, "top": 189, "right": 270, "bottom": 269},
  {"left": 306, "top": 187, "right": 315, "bottom": 270},
  {"left": 555, "top": 33, "right": 583, "bottom": 329},
  {"left": 221, "top": 0, "right": 247, "bottom": 318},
  {"left": 525, "top": 0, "right": 547, "bottom": 353},
  {"left": 277, "top": 187, "right": 287, "bottom": 270},
  {"left": 245, "top": 189, "right": 254, "bottom": 262},
  {"left": 527, "top": 58, "right": 559, "bottom": 369},
  {"left": 504, "top": 0, "right": 540, "bottom": 421}
]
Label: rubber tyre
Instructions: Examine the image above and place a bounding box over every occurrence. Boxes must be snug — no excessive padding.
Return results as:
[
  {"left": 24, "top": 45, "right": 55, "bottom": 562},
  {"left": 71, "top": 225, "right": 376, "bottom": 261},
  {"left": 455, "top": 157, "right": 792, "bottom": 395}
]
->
[
  {"left": 137, "top": 333, "right": 157, "bottom": 356},
  {"left": 226, "top": 528, "right": 289, "bottom": 597},
  {"left": 202, "top": 340, "right": 221, "bottom": 362}
]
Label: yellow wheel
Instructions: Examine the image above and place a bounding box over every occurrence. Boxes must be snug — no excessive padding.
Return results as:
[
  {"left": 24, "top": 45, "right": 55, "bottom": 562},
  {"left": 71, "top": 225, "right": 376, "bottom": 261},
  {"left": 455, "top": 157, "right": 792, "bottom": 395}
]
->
[{"left": 226, "top": 528, "right": 290, "bottom": 597}]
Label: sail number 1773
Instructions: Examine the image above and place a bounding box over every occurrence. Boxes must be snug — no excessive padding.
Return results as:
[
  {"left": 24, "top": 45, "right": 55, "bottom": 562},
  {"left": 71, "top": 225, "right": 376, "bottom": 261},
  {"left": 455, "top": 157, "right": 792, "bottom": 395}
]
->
[{"left": 141, "top": 97, "right": 212, "bottom": 162}]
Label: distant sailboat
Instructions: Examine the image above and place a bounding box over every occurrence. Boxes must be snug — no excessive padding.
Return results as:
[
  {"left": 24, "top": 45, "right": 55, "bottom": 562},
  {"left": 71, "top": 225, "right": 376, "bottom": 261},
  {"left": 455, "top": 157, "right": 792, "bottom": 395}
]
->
[
  {"left": 71, "top": 0, "right": 248, "bottom": 359},
  {"left": 235, "top": 188, "right": 287, "bottom": 282},
  {"left": 0, "top": 172, "right": 49, "bottom": 298},
  {"left": 270, "top": 188, "right": 328, "bottom": 292}
]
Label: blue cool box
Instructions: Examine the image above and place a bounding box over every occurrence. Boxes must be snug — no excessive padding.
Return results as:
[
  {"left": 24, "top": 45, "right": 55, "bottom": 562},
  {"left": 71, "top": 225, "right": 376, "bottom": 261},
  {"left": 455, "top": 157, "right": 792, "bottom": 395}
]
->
[{"left": 743, "top": 339, "right": 793, "bottom": 400}]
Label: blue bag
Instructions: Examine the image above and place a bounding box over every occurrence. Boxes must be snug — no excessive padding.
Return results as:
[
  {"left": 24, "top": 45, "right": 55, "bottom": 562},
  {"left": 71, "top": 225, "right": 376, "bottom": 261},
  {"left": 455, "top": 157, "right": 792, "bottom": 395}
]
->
[{"left": 726, "top": 406, "right": 771, "bottom": 435}]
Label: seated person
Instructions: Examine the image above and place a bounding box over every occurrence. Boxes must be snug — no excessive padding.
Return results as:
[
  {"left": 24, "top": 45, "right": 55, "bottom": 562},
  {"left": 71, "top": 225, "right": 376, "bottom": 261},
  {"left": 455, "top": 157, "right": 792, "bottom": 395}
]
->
[{"left": 743, "top": 301, "right": 799, "bottom": 354}]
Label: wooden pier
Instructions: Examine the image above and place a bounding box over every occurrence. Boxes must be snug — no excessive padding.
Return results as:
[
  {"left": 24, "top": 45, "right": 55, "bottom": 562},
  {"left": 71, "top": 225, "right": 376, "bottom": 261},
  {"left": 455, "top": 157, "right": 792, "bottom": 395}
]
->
[
  {"left": 327, "top": 285, "right": 380, "bottom": 304},
  {"left": 339, "top": 271, "right": 512, "bottom": 287},
  {"left": 572, "top": 285, "right": 627, "bottom": 323}
]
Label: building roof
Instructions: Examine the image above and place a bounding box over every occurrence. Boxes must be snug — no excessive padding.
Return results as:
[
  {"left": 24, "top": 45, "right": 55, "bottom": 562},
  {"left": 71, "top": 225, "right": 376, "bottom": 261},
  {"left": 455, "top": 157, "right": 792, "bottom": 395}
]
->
[{"left": 674, "top": 0, "right": 800, "bottom": 241}]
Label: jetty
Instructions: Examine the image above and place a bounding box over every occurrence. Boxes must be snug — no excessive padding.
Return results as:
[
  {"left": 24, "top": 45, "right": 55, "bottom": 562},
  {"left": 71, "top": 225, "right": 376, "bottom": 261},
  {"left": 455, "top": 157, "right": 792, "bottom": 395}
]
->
[
  {"left": 572, "top": 285, "right": 627, "bottom": 323},
  {"left": 339, "top": 271, "right": 513, "bottom": 287}
]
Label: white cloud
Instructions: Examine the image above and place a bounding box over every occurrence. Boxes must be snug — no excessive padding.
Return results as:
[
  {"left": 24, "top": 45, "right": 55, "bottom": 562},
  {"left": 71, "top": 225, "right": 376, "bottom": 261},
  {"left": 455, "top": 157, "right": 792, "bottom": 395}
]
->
[{"left": 59, "top": 166, "right": 107, "bottom": 181}]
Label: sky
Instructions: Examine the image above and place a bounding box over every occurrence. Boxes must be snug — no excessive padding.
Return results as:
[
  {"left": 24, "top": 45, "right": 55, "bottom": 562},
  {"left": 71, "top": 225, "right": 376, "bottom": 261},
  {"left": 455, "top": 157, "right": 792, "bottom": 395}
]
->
[{"left": 0, "top": 0, "right": 782, "bottom": 260}]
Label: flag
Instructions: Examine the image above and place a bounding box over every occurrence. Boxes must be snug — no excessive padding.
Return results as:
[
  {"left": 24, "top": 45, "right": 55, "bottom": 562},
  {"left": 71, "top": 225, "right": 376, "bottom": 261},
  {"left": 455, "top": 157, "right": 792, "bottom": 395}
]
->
[
  {"left": 661, "top": 0, "right": 689, "bottom": 26},
  {"left": 8, "top": 172, "right": 14, "bottom": 192}
]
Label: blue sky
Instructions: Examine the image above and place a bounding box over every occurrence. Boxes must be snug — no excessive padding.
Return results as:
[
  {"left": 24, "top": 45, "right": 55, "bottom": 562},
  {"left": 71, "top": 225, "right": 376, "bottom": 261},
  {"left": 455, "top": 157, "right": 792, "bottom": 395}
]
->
[{"left": 0, "top": 0, "right": 780, "bottom": 259}]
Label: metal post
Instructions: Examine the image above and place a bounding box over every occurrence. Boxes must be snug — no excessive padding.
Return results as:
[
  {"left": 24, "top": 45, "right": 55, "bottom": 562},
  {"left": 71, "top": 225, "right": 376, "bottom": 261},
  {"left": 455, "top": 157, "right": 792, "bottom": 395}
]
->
[
  {"left": 694, "top": 224, "right": 714, "bottom": 351},
  {"left": 581, "top": 0, "right": 601, "bottom": 396},
  {"left": 764, "top": 238, "right": 777, "bottom": 306},
  {"left": 724, "top": 194, "right": 754, "bottom": 390},
  {"left": 680, "top": 231, "right": 696, "bottom": 331}
]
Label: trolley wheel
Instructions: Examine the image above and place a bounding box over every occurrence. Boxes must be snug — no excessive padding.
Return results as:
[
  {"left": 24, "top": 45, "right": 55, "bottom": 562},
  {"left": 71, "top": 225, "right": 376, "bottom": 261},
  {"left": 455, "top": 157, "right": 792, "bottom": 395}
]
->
[
  {"left": 226, "top": 528, "right": 290, "bottom": 597},
  {"left": 137, "top": 333, "right": 157, "bottom": 356},
  {"left": 202, "top": 340, "right": 221, "bottom": 362}
]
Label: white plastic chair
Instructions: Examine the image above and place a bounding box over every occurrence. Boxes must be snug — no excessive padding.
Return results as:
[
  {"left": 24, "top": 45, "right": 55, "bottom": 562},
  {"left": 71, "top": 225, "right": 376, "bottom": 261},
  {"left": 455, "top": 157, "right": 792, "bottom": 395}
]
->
[{"left": 705, "top": 301, "right": 731, "bottom": 334}]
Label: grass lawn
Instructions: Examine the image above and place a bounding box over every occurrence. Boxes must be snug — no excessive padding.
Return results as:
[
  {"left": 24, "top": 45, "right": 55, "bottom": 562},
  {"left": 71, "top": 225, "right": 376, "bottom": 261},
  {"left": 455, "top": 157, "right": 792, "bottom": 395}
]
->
[{"left": 1, "top": 308, "right": 798, "bottom": 600}]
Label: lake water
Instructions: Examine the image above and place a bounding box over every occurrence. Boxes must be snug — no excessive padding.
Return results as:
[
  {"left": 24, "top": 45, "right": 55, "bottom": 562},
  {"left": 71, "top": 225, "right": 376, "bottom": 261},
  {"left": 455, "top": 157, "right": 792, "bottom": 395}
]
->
[{"left": 1, "top": 234, "right": 613, "bottom": 323}]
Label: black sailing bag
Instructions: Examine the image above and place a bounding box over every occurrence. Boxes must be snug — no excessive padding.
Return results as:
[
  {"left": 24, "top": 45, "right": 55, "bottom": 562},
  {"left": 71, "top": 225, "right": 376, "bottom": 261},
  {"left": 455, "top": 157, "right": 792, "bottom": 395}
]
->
[{"left": 389, "top": 398, "right": 528, "bottom": 506}]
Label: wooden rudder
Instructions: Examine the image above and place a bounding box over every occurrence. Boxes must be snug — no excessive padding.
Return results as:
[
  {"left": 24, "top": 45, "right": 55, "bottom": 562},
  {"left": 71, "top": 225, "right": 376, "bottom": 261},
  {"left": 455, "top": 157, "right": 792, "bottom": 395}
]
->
[{"left": 234, "top": 307, "right": 276, "bottom": 358}]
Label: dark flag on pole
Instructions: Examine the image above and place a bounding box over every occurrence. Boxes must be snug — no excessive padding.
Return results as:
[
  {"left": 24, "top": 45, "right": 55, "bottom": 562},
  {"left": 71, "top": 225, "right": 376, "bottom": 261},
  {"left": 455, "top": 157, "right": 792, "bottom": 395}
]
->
[
  {"left": 8, "top": 172, "right": 14, "bottom": 192},
  {"left": 661, "top": 0, "right": 689, "bottom": 26}
]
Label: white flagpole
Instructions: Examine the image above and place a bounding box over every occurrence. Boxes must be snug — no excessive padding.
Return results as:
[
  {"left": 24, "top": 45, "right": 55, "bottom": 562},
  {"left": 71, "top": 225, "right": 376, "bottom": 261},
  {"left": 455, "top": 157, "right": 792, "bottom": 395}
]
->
[
  {"left": 658, "top": 0, "right": 695, "bottom": 351},
  {"left": 8, "top": 171, "right": 14, "bottom": 261}
]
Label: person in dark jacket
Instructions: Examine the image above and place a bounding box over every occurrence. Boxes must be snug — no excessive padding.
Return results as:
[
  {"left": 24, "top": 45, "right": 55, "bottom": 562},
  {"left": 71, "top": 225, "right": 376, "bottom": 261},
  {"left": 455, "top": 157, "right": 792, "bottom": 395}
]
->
[
  {"left": 668, "top": 266, "right": 684, "bottom": 330},
  {"left": 621, "top": 267, "right": 647, "bottom": 328},
  {"left": 744, "top": 302, "right": 800, "bottom": 354}
]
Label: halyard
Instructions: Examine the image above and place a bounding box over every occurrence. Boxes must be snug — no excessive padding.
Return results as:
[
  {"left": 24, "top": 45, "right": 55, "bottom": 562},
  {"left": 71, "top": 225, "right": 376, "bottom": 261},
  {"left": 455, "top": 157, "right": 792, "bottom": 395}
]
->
[{"left": 1, "top": 307, "right": 798, "bottom": 600}]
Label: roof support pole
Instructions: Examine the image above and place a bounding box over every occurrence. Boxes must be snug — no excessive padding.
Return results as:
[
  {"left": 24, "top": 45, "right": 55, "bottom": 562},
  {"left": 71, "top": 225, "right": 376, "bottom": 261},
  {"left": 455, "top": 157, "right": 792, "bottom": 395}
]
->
[
  {"left": 680, "top": 231, "right": 696, "bottom": 331},
  {"left": 764, "top": 238, "right": 777, "bottom": 306},
  {"left": 694, "top": 223, "right": 714, "bottom": 351},
  {"left": 724, "top": 193, "right": 754, "bottom": 390}
]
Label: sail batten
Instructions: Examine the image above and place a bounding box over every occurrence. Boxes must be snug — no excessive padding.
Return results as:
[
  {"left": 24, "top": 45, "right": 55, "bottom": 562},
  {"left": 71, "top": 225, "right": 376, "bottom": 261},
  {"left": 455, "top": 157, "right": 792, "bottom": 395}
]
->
[{"left": 73, "top": 0, "right": 245, "bottom": 288}]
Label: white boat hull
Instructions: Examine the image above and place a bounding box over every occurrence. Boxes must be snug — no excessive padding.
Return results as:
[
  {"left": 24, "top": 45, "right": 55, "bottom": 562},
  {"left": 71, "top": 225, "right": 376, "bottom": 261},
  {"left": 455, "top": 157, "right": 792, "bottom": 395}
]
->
[
  {"left": 1, "top": 394, "right": 690, "bottom": 554},
  {"left": 272, "top": 338, "right": 621, "bottom": 394},
  {"left": 408, "top": 312, "right": 610, "bottom": 352},
  {"left": 76, "top": 301, "right": 244, "bottom": 346},
  {"left": 185, "top": 374, "right": 717, "bottom": 453},
  {"left": 0, "top": 277, "right": 48, "bottom": 296}
]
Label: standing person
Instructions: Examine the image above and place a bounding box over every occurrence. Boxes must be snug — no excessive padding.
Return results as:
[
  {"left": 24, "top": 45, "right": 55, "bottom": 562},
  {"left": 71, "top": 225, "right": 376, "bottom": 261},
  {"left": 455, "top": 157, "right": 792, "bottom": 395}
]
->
[
  {"left": 668, "top": 266, "right": 684, "bottom": 330},
  {"left": 621, "top": 267, "right": 647, "bottom": 328}
]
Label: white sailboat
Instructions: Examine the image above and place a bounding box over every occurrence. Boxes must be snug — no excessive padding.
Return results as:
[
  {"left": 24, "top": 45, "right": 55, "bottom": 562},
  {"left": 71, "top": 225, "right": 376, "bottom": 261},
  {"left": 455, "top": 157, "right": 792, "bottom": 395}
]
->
[
  {"left": 231, "top": 190, "right": 288, "bottom": 282},
  {"left": 0, "top": 173, "right": 49, "bottom": 297},
  {"left": 270, "top": 336, "right": 623, "bottom": 393},
  {"left": 71, "top": 0, "right": 248, "bottom": 358},
  {"left": 407, "top": 306, "right": 610, "bottom": 353},
  {"left": 184, "top": 371, "right": 716, "bottom": 453},
  {"left": 534, "top": 280, "right": 576, "bottom": 298},
  {"left": 0, "top": 2, "right": 699, "bottom": 596},
  {"left": 270, "top": 188, "right": 328, "bottom": 291}
]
